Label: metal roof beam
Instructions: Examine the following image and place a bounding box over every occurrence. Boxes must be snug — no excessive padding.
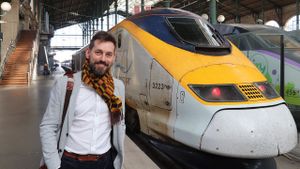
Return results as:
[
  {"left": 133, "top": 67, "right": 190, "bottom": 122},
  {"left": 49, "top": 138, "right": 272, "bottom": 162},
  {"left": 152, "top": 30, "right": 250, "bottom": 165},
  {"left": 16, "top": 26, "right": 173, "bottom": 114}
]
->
[
  {"left": 172, "top": 0, "right": 188, "bottom": 8},
  {"left": 216, "top": 1, "right": 236, "bottom": 18},
  {"left": 265, "top": 0, "right": 281, "bottom": 8},
  {"left": 218, "top": 7, "right": 237, "bottom": 18},
  {"left": 65, "top": 0, "right": 74, "bottom": 23},
  {"left": 178, "top": 0, "right": 198, "bottom": 9},
  {"left": 230, "top": 0, "right": 259, "bottom": 15}
]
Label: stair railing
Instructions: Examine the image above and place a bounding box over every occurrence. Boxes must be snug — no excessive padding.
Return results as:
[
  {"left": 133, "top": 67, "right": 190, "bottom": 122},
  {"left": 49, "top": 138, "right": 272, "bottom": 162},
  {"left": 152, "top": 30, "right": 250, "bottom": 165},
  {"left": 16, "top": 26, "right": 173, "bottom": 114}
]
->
[{"left": 0, "top": 39, "right": 16, "bottom": 79}]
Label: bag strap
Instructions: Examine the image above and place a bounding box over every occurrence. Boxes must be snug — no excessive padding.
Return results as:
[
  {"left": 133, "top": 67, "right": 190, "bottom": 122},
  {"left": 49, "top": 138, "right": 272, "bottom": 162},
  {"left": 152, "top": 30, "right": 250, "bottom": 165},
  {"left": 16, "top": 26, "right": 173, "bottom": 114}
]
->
[
  {"left": 61, "top": 73, "right": 74, "bottom": 127},
  {"left": 57, "top": 73, "right": 74, "bottom": 149}
]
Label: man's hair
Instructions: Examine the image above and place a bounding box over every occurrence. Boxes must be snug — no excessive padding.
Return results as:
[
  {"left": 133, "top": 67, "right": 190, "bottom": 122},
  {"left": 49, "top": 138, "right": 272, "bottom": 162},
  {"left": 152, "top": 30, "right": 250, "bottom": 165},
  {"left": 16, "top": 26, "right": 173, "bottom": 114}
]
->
[{"left": 88, "top": 31, "right": 116, "bottom": 50}]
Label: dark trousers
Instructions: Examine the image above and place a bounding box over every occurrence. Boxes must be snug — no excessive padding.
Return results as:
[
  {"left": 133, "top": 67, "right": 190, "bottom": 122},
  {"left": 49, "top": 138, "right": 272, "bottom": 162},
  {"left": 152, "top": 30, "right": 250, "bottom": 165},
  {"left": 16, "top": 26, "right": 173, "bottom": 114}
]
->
[{"left": 60, "top": 150, "right": 113, "bottom": 169}]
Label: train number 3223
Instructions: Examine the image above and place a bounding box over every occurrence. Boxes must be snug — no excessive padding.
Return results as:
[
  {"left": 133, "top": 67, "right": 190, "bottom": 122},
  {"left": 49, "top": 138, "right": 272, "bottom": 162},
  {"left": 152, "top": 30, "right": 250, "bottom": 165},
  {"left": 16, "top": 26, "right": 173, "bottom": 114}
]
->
[{"left": 152, "top": 82, "right": 171, "bottom": 90}]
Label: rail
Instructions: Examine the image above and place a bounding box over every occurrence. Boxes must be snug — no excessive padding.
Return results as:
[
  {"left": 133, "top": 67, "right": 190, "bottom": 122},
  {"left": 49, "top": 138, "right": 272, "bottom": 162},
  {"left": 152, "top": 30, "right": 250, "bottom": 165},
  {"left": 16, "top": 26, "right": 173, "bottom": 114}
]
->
[{"left": 0, "top": 40, "right": 16, "bottom": 79}]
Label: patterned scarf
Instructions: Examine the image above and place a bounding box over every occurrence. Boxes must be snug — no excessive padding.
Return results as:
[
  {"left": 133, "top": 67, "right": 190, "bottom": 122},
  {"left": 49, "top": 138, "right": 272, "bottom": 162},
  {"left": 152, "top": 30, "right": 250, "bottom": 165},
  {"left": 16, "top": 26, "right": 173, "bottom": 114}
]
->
[{"left": 82, "top": 59, "right": 122, "bottom": 125}]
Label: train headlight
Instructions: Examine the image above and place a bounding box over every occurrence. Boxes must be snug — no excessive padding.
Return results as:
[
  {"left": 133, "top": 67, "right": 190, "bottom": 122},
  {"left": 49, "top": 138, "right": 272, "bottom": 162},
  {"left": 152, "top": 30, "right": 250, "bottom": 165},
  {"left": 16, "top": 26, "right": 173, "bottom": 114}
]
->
[
  {"left": 254, "top": 82, "right": 280, "bottom": 99},
  {"left": 189, "top": 85, "right": 246, "bottom": 102}
]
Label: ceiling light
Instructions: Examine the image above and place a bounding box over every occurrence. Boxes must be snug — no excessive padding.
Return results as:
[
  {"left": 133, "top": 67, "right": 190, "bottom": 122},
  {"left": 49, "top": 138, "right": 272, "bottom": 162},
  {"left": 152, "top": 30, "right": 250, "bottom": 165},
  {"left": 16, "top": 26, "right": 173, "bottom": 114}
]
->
[{"left": 1, "top": 2, "right": 11, "bottom": 12}]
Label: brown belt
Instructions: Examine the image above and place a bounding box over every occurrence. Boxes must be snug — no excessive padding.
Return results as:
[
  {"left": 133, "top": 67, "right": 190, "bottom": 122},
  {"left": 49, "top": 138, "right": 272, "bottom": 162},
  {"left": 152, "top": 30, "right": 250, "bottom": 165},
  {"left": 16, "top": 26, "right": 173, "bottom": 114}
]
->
[{"left": 63, "top": 151, "right": 106, "bottom": 161}]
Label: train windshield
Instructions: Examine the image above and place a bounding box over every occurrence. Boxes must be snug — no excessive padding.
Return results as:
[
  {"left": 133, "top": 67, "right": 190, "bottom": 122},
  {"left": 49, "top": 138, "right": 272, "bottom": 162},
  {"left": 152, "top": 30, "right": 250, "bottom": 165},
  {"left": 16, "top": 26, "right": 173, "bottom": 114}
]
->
[
  {"left": 256, "top": 33, "right": 300, "bottom": 49},
  {"left": 166, "top": 17, "right": 228, "bottom": 47}
]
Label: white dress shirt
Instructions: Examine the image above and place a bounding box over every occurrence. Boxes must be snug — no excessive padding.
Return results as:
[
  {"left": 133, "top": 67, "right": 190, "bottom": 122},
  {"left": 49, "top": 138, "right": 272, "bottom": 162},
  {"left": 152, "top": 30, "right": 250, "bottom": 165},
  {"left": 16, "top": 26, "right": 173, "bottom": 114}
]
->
[{"left": 64, "top": 83, "right": 111, "bottom": 155}]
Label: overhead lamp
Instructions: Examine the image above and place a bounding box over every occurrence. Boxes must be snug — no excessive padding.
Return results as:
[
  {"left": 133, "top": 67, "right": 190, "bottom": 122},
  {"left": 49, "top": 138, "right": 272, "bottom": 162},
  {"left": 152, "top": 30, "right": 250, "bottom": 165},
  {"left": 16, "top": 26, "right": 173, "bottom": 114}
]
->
[
  {"left": 201, "top": 13, "right": 209, "bottom": 21},
  {"left": 0, "top": 1, "right": 11, "bottom": 19},
  {"left": 1, "top": 2, "right": 11, "bottom": 12},
  {"left": 217, "top": 15, "right": 225, "bottom": 23}
]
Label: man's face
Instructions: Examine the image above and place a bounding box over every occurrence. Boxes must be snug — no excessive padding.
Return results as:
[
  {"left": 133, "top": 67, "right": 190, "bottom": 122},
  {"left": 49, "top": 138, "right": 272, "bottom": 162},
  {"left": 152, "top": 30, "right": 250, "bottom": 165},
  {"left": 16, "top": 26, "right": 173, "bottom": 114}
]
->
[{"left": 85, "top": 40, "right": 116, "bottom": 77}]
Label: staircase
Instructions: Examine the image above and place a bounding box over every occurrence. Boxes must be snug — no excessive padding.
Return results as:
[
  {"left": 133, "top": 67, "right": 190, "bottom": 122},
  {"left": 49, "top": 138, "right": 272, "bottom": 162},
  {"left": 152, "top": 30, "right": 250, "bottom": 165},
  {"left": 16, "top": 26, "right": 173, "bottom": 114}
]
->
[{"left": 0, "top": 30, "right": 36, "bottom": 85}]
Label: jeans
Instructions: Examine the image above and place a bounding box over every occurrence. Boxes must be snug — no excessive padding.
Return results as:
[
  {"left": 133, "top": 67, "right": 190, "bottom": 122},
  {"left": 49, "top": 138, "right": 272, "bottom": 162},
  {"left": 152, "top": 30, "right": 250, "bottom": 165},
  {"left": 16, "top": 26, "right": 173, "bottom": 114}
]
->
[{"left": 59, "top": 149, "right": 113, "bottom": 169}]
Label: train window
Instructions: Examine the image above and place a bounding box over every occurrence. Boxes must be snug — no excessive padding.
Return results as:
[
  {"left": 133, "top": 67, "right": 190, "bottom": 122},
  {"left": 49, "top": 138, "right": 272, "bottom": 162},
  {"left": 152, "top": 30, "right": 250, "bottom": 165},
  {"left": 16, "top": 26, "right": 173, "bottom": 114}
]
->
[
  {"left": 166, "top": 17, "right": 223, "bottom": 47},
  {"left": 230, "top": 34, "right": 265, "bottom": 50},
  {"left": 257, "top": 34, "right": 300, "bottom": 49},
  {"left": 167, "top": 17, "right": 209, "bottom": 45},
  {"left": 238, "top": 36, "right": 252, "bottom": 50},
  {"left": 118, "top": 33, "right": 122, "bottom": 48}
]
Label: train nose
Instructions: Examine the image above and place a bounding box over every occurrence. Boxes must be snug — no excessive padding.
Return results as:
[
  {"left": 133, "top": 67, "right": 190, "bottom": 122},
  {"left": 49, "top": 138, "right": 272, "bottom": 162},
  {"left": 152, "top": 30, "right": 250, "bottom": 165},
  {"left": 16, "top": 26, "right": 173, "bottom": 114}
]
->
[{"left": 200, "top": 104, "right": 297, "bottom": 158}]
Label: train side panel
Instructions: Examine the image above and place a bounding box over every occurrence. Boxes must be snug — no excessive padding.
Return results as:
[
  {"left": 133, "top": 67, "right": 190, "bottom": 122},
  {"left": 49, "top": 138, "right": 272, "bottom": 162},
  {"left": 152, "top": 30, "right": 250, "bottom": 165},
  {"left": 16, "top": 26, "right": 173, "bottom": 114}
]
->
[
  {"left": 111, "top": 28, "right": 177, "bottom": 139},
  {"left": 245, "top": 50, "right": 300, "bottom": 107}
]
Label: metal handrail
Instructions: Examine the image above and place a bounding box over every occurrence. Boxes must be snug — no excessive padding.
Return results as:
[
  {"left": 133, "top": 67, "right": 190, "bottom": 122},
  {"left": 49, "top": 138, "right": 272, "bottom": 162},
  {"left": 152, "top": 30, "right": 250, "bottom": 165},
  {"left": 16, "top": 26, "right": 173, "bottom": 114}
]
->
[{"left": 0, "top": 40, "right": 16, "bottom": 79}]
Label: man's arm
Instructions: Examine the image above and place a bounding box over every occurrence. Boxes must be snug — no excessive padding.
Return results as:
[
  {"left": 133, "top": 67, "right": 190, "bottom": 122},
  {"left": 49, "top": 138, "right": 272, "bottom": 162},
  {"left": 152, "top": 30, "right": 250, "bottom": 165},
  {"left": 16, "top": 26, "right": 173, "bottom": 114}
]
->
[
  {"left": 112, "top": 79, "right": 126, "bottom": 169},
  {"left": 40, "top": 79, "right": 64, "bottom": 169}
]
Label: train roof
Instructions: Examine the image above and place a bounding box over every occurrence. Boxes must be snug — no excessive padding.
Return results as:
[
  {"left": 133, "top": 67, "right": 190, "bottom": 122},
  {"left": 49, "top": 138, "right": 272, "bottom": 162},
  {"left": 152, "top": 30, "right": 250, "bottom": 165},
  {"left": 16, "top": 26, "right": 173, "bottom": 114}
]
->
[
  {"left": 214, "top": 24, "right": 286, "bottom": 36},
  {"left": 122, "top": 8, "right": 231, "bottom": 55},
  {"left": 215, "top": 23, "right": 300, "bottom": 65}
]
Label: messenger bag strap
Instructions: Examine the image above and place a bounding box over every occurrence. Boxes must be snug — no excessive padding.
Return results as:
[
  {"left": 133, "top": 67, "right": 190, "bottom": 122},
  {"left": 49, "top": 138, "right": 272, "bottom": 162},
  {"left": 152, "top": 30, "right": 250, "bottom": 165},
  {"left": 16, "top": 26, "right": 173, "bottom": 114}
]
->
[{"left": 57, "top": 73, "right": 74, "bottom": 149}]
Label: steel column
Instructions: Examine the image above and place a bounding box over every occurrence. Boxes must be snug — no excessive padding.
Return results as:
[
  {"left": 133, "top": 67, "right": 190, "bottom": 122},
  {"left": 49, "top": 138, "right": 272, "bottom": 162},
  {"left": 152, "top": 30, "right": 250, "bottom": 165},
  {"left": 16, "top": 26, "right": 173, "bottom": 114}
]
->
[
  {"left": 261, "top": 0, "right": 265, "bottom": 24},
  {"left": 280, "top": 35, "right": 285, "bottom": 98},
  {"left": 297, "top": 0, "right": 299, "bottom": 30},
  {"left": 96, "top": 0, "right": 99, "bottom": 31},
  {"left": 82, "top": 28, "right": 84, "bottom": 46},
  {"left": 96, "top": 18, "right": 99, "bottom": 31},
  {"left": 101, "top": 18, "right": 104, "bottom": 31},
  {"left": 107, "top": 0, "right": 110, "bottom": 30},
  {"left": 85, "top": 22, "right": 88, "bottom": 44},
  {"left": 164, "top": 0, "right": 170, "bottom": 8},
  {"left": 83, "top": 23, "right": 86, "bottom": 45},
  {"left": 115, "top": 0, "right": 118, "bottom": 25},
  {"left": 86, "top": 23, "right": 89, "bottom": 44},
  {"left": 235, "top": 0, "right": 240, "bottom": 23},
  {"left": 92, "top": 19, "right": 95, "bottom": 34},
  {"left": 209, "top": 0, "right": 217, "bottom": 24},
  {"left": 100, "top": 0, "right": 103, "bottom": 30},
  {"left": 126, "top": 0, "right": 128, "bottom": 17},
  {"left": 86, "top": 21, "right": 88, "bottom": 42},
  {"left": 93, "top": 3, "right": 96, "bottom": 34},
  {"left": 141, "top": 0, "right": 145, "bottom": 12},
  {"left": 89, "top": 21, "right": 91, "bottom": 42}
]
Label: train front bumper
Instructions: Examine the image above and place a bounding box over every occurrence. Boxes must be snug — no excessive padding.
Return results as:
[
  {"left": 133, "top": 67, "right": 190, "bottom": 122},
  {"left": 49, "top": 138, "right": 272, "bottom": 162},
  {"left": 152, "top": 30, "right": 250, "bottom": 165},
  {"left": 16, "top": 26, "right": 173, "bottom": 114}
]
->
[{"left": 200, "top": 103, "right": 297, "bottom": 158}]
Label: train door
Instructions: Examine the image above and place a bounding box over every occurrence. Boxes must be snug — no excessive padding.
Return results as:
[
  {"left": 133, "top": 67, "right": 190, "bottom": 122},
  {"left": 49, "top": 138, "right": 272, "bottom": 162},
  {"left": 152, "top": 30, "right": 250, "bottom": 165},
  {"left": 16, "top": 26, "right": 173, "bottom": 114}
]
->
[
  {"left": 126, "top": 35, "right": 152, "bottom": 134},
  {"left": 113, "top": 29, "right": 129, "bottom": 82},
  {"left": 148, "top": 60, "right": 174, "bottom": 137}
]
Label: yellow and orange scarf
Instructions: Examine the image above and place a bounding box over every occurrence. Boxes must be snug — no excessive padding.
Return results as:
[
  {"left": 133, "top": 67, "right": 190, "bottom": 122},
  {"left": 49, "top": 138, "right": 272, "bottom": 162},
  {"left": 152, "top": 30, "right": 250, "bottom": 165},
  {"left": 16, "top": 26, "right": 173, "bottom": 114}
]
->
[{"left": 82, "top": 59, "right": 122, "bottom": 125}]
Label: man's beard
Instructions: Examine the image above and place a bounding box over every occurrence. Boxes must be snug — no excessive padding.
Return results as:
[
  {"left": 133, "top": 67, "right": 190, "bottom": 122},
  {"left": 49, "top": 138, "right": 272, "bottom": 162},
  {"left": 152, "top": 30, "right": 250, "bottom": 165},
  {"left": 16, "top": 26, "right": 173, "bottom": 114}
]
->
[{"left": 89, "top": 60, "right": 110, "bottom": 77}]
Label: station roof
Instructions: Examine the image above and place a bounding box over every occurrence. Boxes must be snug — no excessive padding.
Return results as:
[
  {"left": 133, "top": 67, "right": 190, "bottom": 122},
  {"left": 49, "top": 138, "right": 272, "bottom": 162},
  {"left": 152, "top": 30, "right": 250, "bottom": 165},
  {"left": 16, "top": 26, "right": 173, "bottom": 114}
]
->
[
  {"left": 154, "top": 0, "right": 296, "bottom": 21},
  {"left": 43, "top": 0, "right": 296, "bottom": 30},
  {"left": 42, "top": 0, "right": 114, "bottom": 29}
]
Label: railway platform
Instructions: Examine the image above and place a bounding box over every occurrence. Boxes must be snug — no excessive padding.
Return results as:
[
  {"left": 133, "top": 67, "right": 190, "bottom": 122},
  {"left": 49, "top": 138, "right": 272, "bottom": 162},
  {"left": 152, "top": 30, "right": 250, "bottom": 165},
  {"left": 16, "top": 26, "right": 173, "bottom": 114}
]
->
[
  {"left": 0, "top": 75, "right": 158, "bottom": 169},
  {"left": 0, "top": 74, "right": 299, "bottom": 169}
]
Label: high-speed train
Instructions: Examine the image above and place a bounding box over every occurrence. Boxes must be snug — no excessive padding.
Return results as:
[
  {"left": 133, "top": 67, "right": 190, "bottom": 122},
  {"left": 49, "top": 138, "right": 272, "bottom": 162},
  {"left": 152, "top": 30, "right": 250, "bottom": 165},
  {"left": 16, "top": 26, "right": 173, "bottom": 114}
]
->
[
  {"left": 73, "top": 8, "right": 297, "bottom": 168},
  {"left": 214, "top": 24, "right": 300, "bottom": 126}
]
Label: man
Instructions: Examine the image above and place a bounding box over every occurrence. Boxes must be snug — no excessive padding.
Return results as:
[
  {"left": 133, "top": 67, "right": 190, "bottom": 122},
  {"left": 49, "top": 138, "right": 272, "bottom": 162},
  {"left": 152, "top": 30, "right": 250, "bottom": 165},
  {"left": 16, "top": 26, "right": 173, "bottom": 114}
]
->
[{"left": 40, "top": 31, "right": 125, "bottom": 169}]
